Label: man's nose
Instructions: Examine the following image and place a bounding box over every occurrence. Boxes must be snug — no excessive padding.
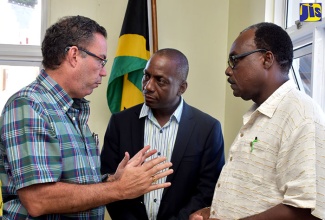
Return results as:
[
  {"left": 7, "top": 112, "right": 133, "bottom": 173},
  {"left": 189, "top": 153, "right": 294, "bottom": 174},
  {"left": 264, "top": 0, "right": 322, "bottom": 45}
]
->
[
  {"left": 100, "top": 67, "right": 107, "bottom": 77},
  {"left": 144, "top": 78, "right": 154, "bottom": 91},
  {"left": 225, "top": 66, "right": 232, "bottom": 76}
]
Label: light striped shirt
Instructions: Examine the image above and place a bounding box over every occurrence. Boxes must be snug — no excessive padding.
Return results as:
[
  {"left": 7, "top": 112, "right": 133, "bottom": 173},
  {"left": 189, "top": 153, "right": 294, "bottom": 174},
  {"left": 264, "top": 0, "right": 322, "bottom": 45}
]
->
[
  {"left": 211, "top": 80, "right": 325, "bottom": 219},
  {"left": 140, "top": 98, "right": 184, "bottom": 220}
]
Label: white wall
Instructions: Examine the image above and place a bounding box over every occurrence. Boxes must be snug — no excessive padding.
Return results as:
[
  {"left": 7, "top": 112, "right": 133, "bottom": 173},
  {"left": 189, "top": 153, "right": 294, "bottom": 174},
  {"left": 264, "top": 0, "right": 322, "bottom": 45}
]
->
[{"left": 156, "top": 0, "right": 229, "bottom": 124}]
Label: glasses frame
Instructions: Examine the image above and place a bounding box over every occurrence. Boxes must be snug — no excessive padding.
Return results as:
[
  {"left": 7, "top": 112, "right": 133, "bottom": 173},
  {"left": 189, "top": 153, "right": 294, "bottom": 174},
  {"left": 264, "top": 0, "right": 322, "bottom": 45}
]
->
[
  {"left": 65, "top": 46, "right": 107, "bottom": 68},
  {"left": 228, "top": 49, "right": 267, "bottom": 69}
]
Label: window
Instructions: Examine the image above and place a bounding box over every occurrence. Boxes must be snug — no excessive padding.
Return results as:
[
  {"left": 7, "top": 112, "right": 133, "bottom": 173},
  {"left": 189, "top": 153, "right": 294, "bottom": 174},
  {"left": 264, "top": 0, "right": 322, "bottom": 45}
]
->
[
  {"left": 273, "top": 0, "right": 325, "bottom": 111},
  {"left": 0, "top": 0, "right": 47, "bottom": 114},
  {"left": 0, "top": 0, "right": 42, "bottom": 45},
  {"left": 289, "top": 44, "right": 312, "bottom": 96},
  {"left": 0, "top": 65, "right": 39, "bottom": 111}
]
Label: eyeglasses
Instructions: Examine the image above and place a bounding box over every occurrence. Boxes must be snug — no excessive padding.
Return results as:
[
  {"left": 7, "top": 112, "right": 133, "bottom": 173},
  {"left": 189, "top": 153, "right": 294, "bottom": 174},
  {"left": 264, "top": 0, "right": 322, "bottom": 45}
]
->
[
  {"left": 65, "top": 46, "right": 107, "bottom": 68},
  {"left": 228, "top": 49, "right": 267, "bottom": 69}
]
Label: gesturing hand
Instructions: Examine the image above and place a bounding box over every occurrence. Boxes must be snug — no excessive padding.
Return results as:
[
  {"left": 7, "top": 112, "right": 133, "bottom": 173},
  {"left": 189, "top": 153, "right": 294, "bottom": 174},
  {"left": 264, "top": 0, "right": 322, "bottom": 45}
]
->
[
  {"left": 113, "top": 145, "right": 157, "bottom": 180},
  {"left": 113, "top": 145, "right": 173, "bottom": 199}
]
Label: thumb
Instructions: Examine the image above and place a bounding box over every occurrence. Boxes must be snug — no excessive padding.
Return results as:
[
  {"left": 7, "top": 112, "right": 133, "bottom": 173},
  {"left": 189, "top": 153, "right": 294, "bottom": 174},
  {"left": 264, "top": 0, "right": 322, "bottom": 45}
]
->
[
  {"left": 113, "top": 152, "right": 130, "bottom": 181},
  {"left": 118, "top": 152, "right": 130, "bottom": 169}
]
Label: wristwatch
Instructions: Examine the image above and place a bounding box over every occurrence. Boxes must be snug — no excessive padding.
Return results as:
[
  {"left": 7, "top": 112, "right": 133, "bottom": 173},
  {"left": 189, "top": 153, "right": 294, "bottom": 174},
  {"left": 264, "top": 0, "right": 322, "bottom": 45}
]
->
[{"left": 101, "top": 173, "right": 111, "bottom": 182}]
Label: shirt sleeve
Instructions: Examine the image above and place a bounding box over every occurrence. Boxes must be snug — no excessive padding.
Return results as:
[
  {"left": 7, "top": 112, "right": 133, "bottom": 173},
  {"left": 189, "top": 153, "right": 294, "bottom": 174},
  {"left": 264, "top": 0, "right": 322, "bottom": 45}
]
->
[
  {"left": 1, "top": 97, "right": 62, "bottom": 190},
  {"left": 276, "top": 115, "right": 319, "bottom": 209}
]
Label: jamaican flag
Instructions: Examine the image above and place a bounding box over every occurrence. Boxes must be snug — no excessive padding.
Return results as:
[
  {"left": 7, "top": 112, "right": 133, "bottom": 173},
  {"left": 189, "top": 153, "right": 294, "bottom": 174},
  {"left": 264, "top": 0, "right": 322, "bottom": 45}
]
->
[{"left": 107, "top": 0, "right": 150, "bottom": 113}]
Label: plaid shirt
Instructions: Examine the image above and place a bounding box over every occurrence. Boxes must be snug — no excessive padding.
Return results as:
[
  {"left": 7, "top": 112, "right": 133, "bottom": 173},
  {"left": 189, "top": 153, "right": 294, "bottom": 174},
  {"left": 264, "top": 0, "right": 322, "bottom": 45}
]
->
[{"left": 0, "top": 70, "right": 104, "bottom": 219}]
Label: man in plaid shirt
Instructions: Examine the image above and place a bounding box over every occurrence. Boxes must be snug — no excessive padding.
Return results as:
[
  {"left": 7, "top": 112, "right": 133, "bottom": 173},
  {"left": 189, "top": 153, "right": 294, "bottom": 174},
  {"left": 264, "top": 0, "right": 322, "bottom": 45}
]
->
[{"left": 0, "top": 15, "right": 173, "bottom": 220}]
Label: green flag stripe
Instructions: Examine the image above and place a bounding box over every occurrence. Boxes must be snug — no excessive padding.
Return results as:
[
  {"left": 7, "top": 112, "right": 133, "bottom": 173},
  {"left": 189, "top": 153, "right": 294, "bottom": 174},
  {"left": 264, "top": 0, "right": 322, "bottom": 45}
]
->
[
  {"left": 107, "top": 56, "right": 147, "bottom": 113},
  {"left": 106, "top": 76, "right": 122, "bottom": 114},
  {"left": 108, "top": 56, "right": 147, "bottom": 86}
]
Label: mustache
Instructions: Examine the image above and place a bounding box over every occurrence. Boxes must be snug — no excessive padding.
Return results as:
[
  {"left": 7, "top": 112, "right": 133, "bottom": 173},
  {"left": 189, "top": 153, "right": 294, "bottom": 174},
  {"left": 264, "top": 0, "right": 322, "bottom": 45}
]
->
[{"left": 143, "top": 90, "right": 152, "bottom": 95}]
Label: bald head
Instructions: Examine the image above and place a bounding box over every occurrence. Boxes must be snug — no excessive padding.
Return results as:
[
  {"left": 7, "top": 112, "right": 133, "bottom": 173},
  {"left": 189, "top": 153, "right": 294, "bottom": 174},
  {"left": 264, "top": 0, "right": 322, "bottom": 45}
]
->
[{"left": 152, "top": 48, "right": 189, "bottom": 81}]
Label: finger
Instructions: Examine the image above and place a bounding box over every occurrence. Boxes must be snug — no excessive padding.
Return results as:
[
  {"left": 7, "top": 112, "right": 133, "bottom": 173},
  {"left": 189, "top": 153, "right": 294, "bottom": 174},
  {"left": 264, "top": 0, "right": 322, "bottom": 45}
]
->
[
  {"left": 128, "top": 146, "right": 156, "bottom": 166},
  {"left": 137, "top": 145, "right": 151, "bottom": 156},
  {"left": 191, "top": 214, "right": 203, "bottom": 220},
  {"left": 148, "top": 161, "right": 173, "bottom": 176},
  {"left": 142, "top": 156, "right": 169, "bottom": 171},
  {"left": 146, "top": 182, "right": 172, "bottom": 192},
  {"left": 151, "top": 168, "right": 173, "bottom": 182},
  {"left": 143, "top": 149, "right": 157, "bottom": 160},
  {"left": 124, "top": 152, "right": 130, "bottom": 160}
]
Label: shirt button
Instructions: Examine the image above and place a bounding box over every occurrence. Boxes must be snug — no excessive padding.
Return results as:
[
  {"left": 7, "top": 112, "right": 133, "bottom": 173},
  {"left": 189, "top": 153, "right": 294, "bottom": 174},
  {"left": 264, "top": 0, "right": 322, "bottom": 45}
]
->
[
  {"left": 160, "top": 130, "right": 163, "bottom": 133},
  {"left": 212, "top": 210, "right": 215, "bottom": 215},
  {"left": 158, "top": 152, "right": 161, "bottom": 156},
  {"left": 217, "top": 183, "right": 221, "bottom": 188},
  {"left": 229, "top": 156, "right": 233, "bottom": 161},
  {"left": 240, "top": 133, "right": 244, "bottom": 137},
  {"left": 72, "top": 117, "right": 76, "bottom": 120},
  {"left": 154, "top": 199, "right": 157, "bottom": 202}
]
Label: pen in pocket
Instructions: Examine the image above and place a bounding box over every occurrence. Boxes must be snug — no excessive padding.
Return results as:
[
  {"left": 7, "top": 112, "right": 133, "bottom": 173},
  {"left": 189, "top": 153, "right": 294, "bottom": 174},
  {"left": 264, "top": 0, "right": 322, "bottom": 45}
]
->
[{"left": 250, "top": 137, "right": 258, "bottom": 152}]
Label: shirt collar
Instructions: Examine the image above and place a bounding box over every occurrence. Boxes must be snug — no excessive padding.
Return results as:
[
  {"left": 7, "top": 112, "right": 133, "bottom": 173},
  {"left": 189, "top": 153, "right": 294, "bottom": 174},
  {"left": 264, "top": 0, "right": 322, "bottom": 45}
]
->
[
  {"left": 38, "top": 70, "right": 89, "bottom": 113},
  {"left": 139, "top": 97, "right": 184, "bottom": 123},
  {"left": 244, "top": 80, "right": 298, "bottom": 122}
]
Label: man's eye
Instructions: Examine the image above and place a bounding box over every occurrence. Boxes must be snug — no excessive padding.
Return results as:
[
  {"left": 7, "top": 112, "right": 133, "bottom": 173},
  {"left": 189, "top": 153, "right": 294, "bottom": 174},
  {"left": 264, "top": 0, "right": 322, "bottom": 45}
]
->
[
  {"left": 158, "top": 79, "right": 168, "bottom": 85},
  {"left": 143, "top": 74, "right": 149, "bottom": 80}
]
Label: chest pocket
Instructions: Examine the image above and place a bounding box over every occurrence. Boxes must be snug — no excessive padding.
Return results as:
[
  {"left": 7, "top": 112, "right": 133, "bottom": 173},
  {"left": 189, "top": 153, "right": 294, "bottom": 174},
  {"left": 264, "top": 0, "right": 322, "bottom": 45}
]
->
[{"left": 230, "top": 137, "right": 273, "bottom": 186}]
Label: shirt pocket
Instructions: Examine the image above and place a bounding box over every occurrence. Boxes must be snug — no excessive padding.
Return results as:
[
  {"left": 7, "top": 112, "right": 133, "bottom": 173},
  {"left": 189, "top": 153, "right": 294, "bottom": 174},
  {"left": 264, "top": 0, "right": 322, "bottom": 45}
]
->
[{"left": 231, "top": 137, "right": 269, "bottom": 186}]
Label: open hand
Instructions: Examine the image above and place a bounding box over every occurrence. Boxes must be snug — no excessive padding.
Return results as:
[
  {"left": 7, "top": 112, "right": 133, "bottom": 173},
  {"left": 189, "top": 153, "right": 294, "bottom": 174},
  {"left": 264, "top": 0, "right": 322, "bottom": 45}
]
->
[{"left": 112, "top": 146, "right": 173, "bottom": 199}]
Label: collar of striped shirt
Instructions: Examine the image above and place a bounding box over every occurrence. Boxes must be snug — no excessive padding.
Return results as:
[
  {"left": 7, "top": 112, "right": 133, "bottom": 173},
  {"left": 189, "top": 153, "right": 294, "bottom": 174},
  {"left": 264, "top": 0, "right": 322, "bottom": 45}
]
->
[{"left": 139, "top": 97, "right": 184, "bottom": 123}]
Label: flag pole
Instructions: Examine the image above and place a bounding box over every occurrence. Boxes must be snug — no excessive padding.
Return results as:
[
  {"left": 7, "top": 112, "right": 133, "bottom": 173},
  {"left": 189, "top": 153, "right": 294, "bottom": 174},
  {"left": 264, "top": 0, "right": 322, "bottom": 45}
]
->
[{"left": 151, "top": 0, "right": 158, "bottom": 52}]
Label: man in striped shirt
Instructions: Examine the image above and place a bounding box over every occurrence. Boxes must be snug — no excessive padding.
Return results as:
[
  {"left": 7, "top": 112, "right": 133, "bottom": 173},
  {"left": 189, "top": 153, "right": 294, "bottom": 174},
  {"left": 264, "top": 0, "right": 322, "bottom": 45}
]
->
[
  {"left": 101, "top": 48, "right": 225, "bottom": 220},
  {"left": 0, "top": 15, "right": 173, "bottom": 220}
]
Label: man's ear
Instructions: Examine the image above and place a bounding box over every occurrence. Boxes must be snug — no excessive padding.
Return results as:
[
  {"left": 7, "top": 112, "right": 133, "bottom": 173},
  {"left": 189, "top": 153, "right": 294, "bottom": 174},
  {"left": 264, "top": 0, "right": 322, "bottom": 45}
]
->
[
  {"left": 263, "top": 51, "right": 274, "bottom": 69},
  {"left": 178, "top": 81, "right": 188, "bottom": 96},
  {"left": 66, "top": 46, "right": 78, "bottom": 67}
]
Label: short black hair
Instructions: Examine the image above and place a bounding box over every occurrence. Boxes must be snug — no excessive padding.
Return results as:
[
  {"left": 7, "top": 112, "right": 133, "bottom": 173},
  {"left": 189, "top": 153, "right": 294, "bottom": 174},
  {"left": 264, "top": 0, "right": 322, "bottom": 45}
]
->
[
  {"left": 154, "top": 48, "right": 189, "bottom": 80},
  {"left": 42, "top": 15, "right": 107, "bottom": 70},
  {"left": 243, "top": 22, "right": 293, "bottom": 73}
]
